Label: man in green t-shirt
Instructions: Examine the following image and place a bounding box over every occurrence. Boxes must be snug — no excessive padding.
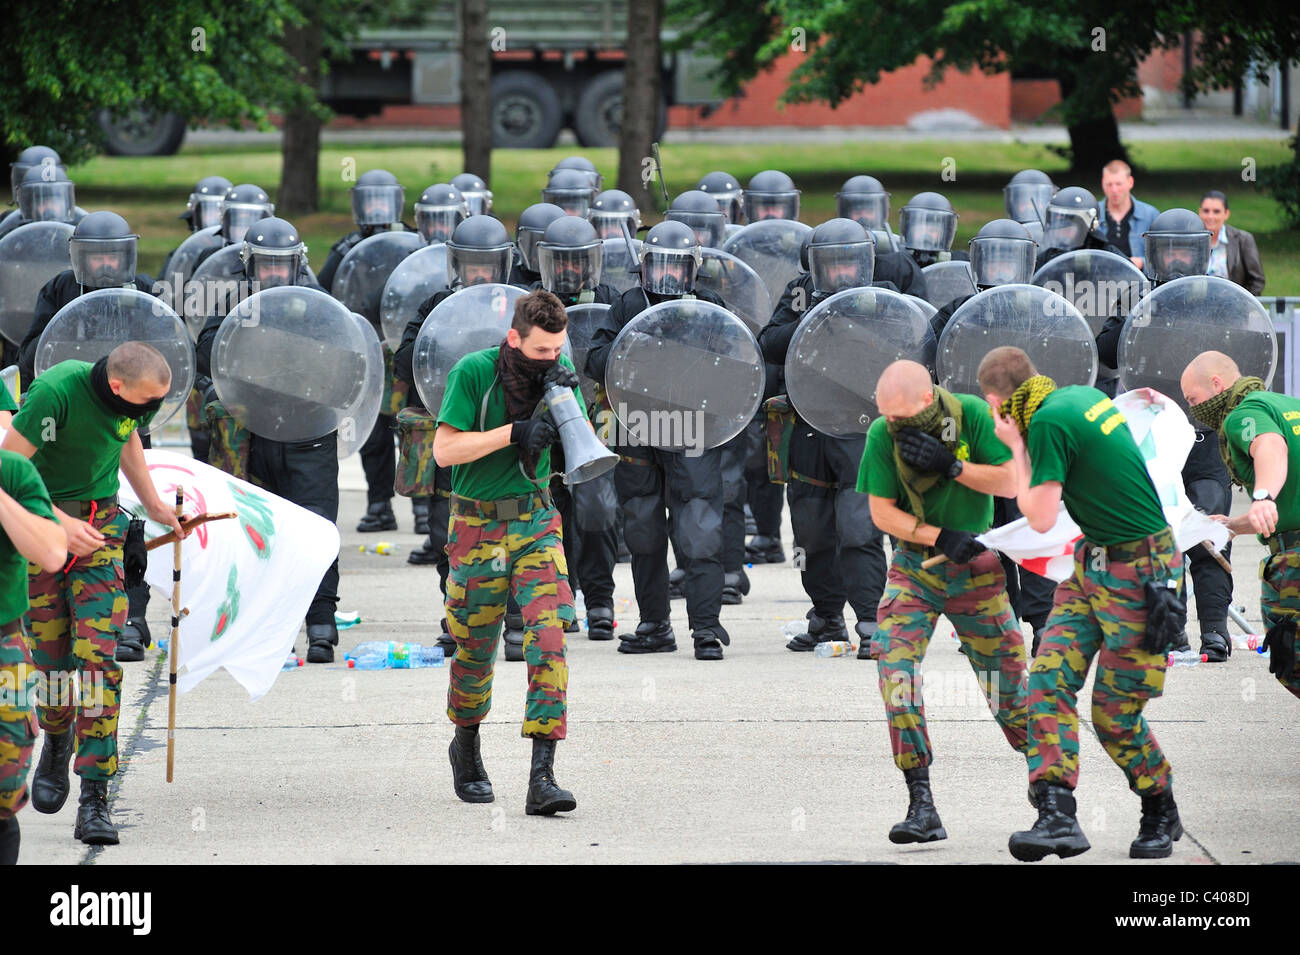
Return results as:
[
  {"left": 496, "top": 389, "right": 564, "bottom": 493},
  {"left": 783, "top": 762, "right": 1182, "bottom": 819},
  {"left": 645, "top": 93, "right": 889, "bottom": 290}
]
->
[
  {"left": 1, "top": 342, "right": 185, "bottom": 847},
  {"left": 979, "top": 346, "right": 1184, "bottom": 862},
  {"left": 1182, "top": 350, "right": 1300, "bottom": 701},
  {"left": 434, "top": 290, "right": 584, "bottom": 816},
  {"left": 0, "top": 448, "right": 68, "bottom": 864},
  {"left": 860, "top": 360, "right": 1028, "bottom": 846}
]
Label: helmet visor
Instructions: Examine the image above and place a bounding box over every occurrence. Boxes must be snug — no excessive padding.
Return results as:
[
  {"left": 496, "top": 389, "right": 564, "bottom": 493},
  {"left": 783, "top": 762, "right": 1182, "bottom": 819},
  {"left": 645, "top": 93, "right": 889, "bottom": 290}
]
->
[
  {"left": 515, "top": 226, "right": 547, "bottom": 272},
  {"left": 665, "top": 210, "right": 725, "bottom": 250},
  {"left": 245, "top": 249, "right": 303, "bottom": 289},
  {"left": 70, "top": 236, "right": 137, "bottom": 288},
  {"left": 1146, "top": 233, "right": 1211, "bottom": 282},
  {"left": 590, "top": 211, "right": 640, "bottom": 241},
  {"left": 415, "top": 206, "right": 465, "bottom": 244},
  {"left": 460, "top": 190, "right": 492, "bottom": 216},
  {"left": 836, "top": 193, "right": 889, "bottom": 231},
  {"left": 742, "top": 192, "right": 799, "bottom": 223},
  {"left": 448, "top": 245, "right": 512, "bottom": 286},
  {"left": 18, "top": 180, "right": 75, "bottom": 222},
  {"left": 537, "top": 242, "right": 603, "bottom": 296},
  {"left": 640, "top": 248, "right": 699, "bottom": 296},
  {"left": 1004, "top": 183, "right": 1055, "bottom": 224},
  {"left": 969, "top": 237, "right": 1036, "bottom": 287},
  {"left": 189, "top": 196, "right": 224, "bottom": 231},
  {"left": 808, "top": 242, "right": 876, "bottom": 295},
  {"left": 223, "top": 203, "right": 269, "bottom": 244},
  {"left": 541, "top": 187, "right": 592, "bottom": 218},
  {"left": 350, "top": 184, "right": 405, "bottom": 226},
  {"left": 1042, "top": 208, "right": 1091, "bottom": 252},
  {"left": 899, "top": 206, "right": 958, "bottom": 253}
]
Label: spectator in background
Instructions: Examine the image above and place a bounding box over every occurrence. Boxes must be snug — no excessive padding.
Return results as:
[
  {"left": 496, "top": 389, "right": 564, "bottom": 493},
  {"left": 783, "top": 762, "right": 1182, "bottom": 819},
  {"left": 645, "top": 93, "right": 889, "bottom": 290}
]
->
[
  {"left": 1099, "top": 160, "right": 1160, "bottom": 271},
  {"left": 1199, "top": 190, "right": 1265, "bottom": 295}
]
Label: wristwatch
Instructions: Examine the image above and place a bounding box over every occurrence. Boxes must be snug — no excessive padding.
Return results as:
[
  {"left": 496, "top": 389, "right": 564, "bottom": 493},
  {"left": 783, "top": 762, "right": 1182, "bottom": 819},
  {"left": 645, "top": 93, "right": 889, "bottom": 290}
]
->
[{"left": 1252, "top": 489, "right": 1275, "bottom": 503}]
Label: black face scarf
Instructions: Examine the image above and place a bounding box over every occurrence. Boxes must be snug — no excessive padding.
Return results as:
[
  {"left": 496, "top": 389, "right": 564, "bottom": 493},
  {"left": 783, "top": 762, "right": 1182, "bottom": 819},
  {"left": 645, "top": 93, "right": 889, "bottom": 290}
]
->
[
  {"left": 90, "top": 357, "right": 164, "bottom": 420},
  {"left": 496, "top": 338, "right": 553, "bottom": 422}
]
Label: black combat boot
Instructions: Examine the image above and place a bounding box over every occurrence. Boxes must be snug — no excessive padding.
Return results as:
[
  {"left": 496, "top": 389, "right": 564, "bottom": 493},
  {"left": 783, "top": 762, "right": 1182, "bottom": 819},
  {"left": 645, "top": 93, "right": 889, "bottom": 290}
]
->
[
  {"left": 448, "top": 724, "right": 494, "bottom": 803},
  {"left": 786, "top": 611, "right": 847, "bottom": 652},
  {"left": 356, "top": 500, "right": 397, "bottom": 533},
  {"left": 306, "top": 622, "right": 338, "bottom": 664},
  {"left": 524, "top": 739, "right": 576, "bottom": 816},
  {"left": 0, "top": 816, "right": 19, "bottom": 865},
  {"left": 668, "top": 567, "right": 686, "bottom": 599},
  {"left": 436, "top": 618, "right": 457, "bottom": 654},
  {"left": 407, "top": 534, "right": 441, "bottom": 565},
  {"left": 692, "top": 624, "right": 730, "bottom": 661},
  {"left": 722, "top": 570, "right": 747, "bottom": 605},
  {"left": 888, "top": 766, "right": 947, "bottom": 844},
  {"left": 1130, "top": 789, "right": 1183, "bottom": 859},
  {"left": 855, "top": 621, "right": 879, "bottom": 660},
  {"left": 503, "top": 611, "right": 526, "bottom": 662},
  {"left": 1008, "top": 781, "right": 1091, "bottom": 861},
  {"left": 73, "top": 778, "right": 119, "bottom": 846},
  {"left": 617, "top": 620, "right": 677, "bottom": 654},
  {"left": 412, "top": 497, "right": 430, "bottom": 535},
  {"left": 115, "top": 617, "right": 150, "bottom": 662},
  {"left": 1199, "top": 630, "right": 1230, "bottom": 663},
  {"left": 586, "top": 606, "right": 615, "bottom": 641},
  {"left": 31, "top": 729, "right": 74, "bottom": 814},
  {"left": 745, "top": 534, "right": 785, "bottom": 563}
]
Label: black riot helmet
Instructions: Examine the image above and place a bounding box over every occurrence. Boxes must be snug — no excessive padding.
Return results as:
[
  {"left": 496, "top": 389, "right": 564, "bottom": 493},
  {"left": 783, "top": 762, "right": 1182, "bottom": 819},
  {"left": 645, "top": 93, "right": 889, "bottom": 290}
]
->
[
  {"left": 807, "top": 218, "right": 875, "bottom": 296},
  {"left": 446, "top": 215, "right": 512, "bottom": 287},
  {"left": 351, "top": 169, "right": 405, "bottom": 227},
  {"left": 1041, "top": 186, "right": 1100, "bottom": 252},
  {"left": 185, "top": 175, "right": 233, "bottom": 231},
  {"left": 241, "top": 216, "right": 308, "bottom": 289},
  {"left": 551, "top": 156, "right": 603, "bottom": 192},
  {"left": 10, "top": 146, "right": 63, "bottom": 204},
  {"left": 640, "top": 220, "right": 701, "bottom": 296},
  {"left": 221, "top": 184, "right": 273, "bottom": 244},
  {"left": 1143, "top": 208, "right": 1211, "bottom": 284},
  {"left": 537, "top": 216, "right": 603, "bottom": 296},
  {"left": 589, "top": 189, "right": 641, "bottom": 240},
  {"left": 743, "top": 170, "right": 799, "bottom": 222},
  {"left": 451, "top": 172, "right": 493, "bottom": 215},
  {"left": 665, "top": 190, "right": 726, "bottom": 250},
  {"left": 542, "top": 168, "right": 596, "bottom": 218},
  {"left": 836, "top": 175, "right": 890, "bottom": 231},
  {"left": 414, "top": 183, "right": 468, "bottom": 243},
  {"left": 695, "top": 171, "right": 743, "bottom": 224},
  {"left": 1004, "top": 169, "right": 1057, "bottom": 225},
  {"left": 969, "top": 218, "right": 1036, "bottom": 289},
  {"left": 515, "top": 203, "right": 567, "bottom": 273},
  {"left": 899, "top": 192, "right": 958, "bottom": 254},
  {"left": 18, "top": 165, "right": 76, "bottom": 223},
  {"left": 69, "top": 211, "right": 139, "bottom": 288}
]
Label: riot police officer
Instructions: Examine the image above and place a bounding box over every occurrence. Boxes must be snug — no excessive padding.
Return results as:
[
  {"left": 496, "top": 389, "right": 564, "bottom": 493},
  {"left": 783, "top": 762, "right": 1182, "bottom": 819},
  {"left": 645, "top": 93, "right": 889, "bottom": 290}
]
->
[
  {"left": 510, "top": 203, "right": 567, "bottom": 288},
  {"left": 450, "top": 173, "right": 493, "bottom": 216},
  {"left": 1036, "top": 186, "right": 1127, "bottom": 267},
  {"left": 588, "top": 190, "right": 641, "bottom": 241},
  {"left": 836, "top": 175, "right": 891, "bottom": 233},
  {"left": 542, "top": 169, "right": 597, "bottom": 218},
  {"left": 0, "top": 165, "right": 78, "bottom": 241},
  {"left": 1004, "top": 169, "right": 1058, "bottom": 242},
  {"left": 695, "top": 171, "right": 744, "bottom": 225},
  {"left": 900, "top": 192, "right": 963, "bottom": 269},
  {"left": 665, "top": 191, "right": 727, "bottom": 250},
  {"left": 413, "top": 183, "right": 468, "bottom": 245},
  {"left": 550, "top": 156, "right": 603, "bottom": 192},
  {"left": 743, "top": 170, "right": 800, "bottom": 222}
]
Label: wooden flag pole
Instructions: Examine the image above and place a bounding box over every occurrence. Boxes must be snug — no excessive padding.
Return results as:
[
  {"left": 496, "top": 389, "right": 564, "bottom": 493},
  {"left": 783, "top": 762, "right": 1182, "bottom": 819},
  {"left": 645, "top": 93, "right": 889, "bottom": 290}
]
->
[{"left": 166, "top": 486, "right": 183, "bottom": 783}]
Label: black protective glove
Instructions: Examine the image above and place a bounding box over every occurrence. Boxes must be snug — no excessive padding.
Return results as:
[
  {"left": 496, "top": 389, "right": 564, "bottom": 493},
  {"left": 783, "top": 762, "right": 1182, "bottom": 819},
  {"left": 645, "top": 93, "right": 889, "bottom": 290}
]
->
[
  {"left": 542, "top": 363, "right": 580, "bottom": 391},
  {"left": 935, "top": 528, "right": 985, "bottom": 563},
  {"left": 1141, "top": 578, "right": 1188, "bottom": 654},
  {"left": 1262, "top": 618, "right": 1297, "bottom": 679},
  {"left": 123, "top": 519, "right": 148, "bottom": 589},
  {"left": 194, "top": 375, "right": 219, "bottom": 406},
  {"left": 511, "top": 417, "right": 559, "bottom": 454},
  {"left": 896, "top": 428, "right": 962, "bottom": 479}
]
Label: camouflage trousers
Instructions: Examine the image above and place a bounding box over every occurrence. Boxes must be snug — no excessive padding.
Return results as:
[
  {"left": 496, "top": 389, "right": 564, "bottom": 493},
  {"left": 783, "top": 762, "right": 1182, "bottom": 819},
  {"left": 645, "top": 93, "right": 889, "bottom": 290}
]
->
[
  {"left": 876, "top": 546, "right": 1029, "bottom": 770},
  {"left": 445, "top": 495, "right": 572, "bottom": 740},
  {"left": 0, "top": 622, "right": 37, "bottom": 820},
  {"left": 1259, "top": 546, "right": 1300, "bottom": 700},
  {"left": 1028, "top": 527, "right": 1182, "bottom": 795},
  {"left": 25, "top": 504, "right": 128, "bottom": 781}
]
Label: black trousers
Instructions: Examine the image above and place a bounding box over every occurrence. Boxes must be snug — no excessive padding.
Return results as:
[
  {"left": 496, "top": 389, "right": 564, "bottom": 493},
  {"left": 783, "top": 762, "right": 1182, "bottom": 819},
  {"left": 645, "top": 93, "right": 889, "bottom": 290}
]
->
[
  {"left": 720, "top": 430, "right": 749, "bottom": 573},
  {"left": 1184, "top": 476, "right": 1233, "bottom": 635},
  {"left": 745, "top": 415, "right": 783, "bottom": 537},
  {"left": 249, "top": 432, "right": 340, "bottom": 625},
  {"left": 359, "top": 412, "right": 397, "bottom": 505},
  {"left": 553, "top": 471, "right": 618, "bottom": 611},
  {"left": 993, "top": 496, "right": 1057, "bottom": 631}
]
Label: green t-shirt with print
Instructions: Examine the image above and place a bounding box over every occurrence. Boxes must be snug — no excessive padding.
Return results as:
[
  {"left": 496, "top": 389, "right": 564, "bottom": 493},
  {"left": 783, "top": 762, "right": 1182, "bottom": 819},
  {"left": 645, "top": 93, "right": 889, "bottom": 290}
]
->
[
  {"left": 1223, "top": 390, "right": 1300, "bottom": 533},
  {"left": 0, "top": 450, "right": 55, "bottom": 625}
]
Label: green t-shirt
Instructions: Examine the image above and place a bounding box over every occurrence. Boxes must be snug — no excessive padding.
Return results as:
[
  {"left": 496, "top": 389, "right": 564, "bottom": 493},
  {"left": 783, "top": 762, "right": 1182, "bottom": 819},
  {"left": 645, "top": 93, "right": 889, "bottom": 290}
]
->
[
  {"left": 437, "top": 347, "right": 587, "bottom": 501},
  {"left": 0, "top": 450, "right": 55, "bottom": 625},
  {"left": 1027, "top": 385, "right": 1167, "bottom": 545},
  {"left": 1223, "top": 391, "right": 1300, "bottom": 533},
  {"left": 11, "top": 361, "right": 153, "bottom": 500},
  {"left": 857, "top": 393, "right": 1011, "bottom": 533},
  {"left": 0, "top": 383, "right": 17, "bottom": 413}
]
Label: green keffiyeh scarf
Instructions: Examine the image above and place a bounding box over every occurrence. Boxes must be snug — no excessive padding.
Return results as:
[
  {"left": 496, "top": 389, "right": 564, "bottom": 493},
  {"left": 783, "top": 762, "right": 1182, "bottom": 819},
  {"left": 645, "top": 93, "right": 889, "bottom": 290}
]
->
[
  {"left": 886, "top": 386, "right": 964, "bottom": 524},
  {"left": 1188, "top": 376, "right": 1266, "bottom": 487},
  {"left": 1000, "top": 375, "right": 1057, "bottom": 436}
]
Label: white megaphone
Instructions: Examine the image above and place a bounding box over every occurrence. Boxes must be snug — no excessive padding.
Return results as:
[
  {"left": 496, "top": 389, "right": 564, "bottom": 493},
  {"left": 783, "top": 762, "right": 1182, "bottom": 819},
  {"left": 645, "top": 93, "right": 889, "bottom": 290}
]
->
[{"left": 542, "top": 382, "right": 618, "bottom": 485}]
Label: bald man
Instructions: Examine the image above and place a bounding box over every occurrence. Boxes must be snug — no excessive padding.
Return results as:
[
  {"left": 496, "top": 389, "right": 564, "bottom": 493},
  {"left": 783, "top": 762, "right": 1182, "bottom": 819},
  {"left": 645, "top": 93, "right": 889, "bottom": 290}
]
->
[
  {"left": 1183, "top": 351, "right": 1300, "bottom": 700},
  {"left": 859, "top": 360, "right": 1029, "bottom": 845}
]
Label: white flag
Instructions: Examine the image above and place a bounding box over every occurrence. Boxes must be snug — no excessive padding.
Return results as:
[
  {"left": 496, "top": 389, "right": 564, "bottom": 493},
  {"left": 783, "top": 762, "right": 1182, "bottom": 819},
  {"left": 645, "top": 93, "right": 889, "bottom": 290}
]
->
[{"left": 117, "top": 450, "right": 340, "bottom": 701}]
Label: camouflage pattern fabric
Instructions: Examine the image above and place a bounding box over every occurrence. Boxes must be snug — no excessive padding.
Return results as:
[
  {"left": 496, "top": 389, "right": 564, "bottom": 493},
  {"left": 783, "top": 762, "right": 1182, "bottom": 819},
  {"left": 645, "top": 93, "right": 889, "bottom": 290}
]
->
[
  {"left": 185, "top": 385, "right": 208, "bottom": 441},
  {"left": 204, "top": 398, "right": 252, "bottom": 482},
  {"left": 382, "top": 345, "right": 409, "bottom": 417},
  {"left": 764, "top": 395, "right": 795, "bottom": 484},
  {"left": 1027, "top": 528, "right": 1182, "bottom": 795},
  {"left": 25, "top": 504, "right": 129, "bottom": 782},
  {"left": 445, "top": 499, "right": 572, "bottom": 739},
  {"left": 876, "top": 547, "right": 1028, "bottom": 770},
  {"left": 0, "top": 623, "right": 37, "bottom": 819},
  {"left": 1259, "top": 549, "right": 1300, "bottom": 700},
  {"left": 395, "top": 406, "right": 438, "bottom": 497}
]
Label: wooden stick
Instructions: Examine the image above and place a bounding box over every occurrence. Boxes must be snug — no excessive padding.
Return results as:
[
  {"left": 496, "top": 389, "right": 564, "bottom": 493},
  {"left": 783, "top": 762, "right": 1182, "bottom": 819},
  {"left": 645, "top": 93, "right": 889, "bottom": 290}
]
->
[
  {"left": 166, "top": 486, "right": 183, "bottom": 783},
  {"left": 921, "top": 554, "right": 947, "bottom": 569},
  {"left": 146, "top": 511, "right": 238, "bottom": 551},
  {"left": 1200, "top": 540, "right": 1233, "bottom": 576}
]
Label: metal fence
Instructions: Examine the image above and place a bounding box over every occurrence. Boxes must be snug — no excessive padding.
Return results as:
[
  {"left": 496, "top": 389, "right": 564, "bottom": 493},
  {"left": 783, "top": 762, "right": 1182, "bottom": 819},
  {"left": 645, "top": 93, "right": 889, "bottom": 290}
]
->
[{"left": 1263, "top": 296, "right": 1300, "bottom": 398}]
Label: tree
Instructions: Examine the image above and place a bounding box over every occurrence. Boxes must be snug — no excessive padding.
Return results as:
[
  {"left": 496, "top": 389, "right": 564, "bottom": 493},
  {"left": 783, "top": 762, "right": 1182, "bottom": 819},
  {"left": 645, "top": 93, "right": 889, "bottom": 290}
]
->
[
  {"left": 278, "top": 17, "right": 325, "bottom": 216},
  {"left": 460, "top": 0, "right": 492, "bottom": 186},
  {"left": 619, "top": 0, "right": 663, "bottom": 214}
]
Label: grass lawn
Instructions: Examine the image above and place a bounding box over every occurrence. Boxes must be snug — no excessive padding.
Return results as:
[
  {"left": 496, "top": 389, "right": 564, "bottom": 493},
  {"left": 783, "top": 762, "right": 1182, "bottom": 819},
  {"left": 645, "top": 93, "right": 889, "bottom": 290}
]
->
[{"left": 64, "top": 138, "right": 1299, "bottom": 293}]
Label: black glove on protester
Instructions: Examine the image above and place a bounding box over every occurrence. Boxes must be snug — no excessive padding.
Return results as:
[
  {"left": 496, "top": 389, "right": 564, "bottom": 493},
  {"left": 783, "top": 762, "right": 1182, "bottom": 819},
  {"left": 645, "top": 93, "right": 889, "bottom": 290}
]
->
[
  {"left": 542, "top": 364, "right": 580, "bottom": 391},
  {"left": 896, "top": 427, "right": 962, "bottom": 479},
  {"left": 512, "top": 417, "right": 559, "bottom": 454},
  {"left": 935, "top": 528, "right": 985, "bottom": 563}
]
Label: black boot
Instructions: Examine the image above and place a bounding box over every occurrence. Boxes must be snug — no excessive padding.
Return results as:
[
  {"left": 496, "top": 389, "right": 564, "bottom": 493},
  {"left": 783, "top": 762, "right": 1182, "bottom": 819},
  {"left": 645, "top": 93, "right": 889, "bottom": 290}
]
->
[
  {"left": 448, "top": 724, "right": 494, "bottom": 803},
  {"left": 0, "top": 816, "right": 18, "bottom": 865},
  {"left": 1008, "top": 781, "right": 1091, "bottom": 861},
  {"left": 855, "top": 621, "right": 879, "bottom": 660},
  {"left": 617, "top": 620, "right": 677, "bottom": 654},
  {"left": 787, "top": 611, "right": 846, "bottom": 652},
  {"left": 306, "top": 622, "right": 338, "bottom": 663},
  {"left": 745, "top": 534, "right": 785, "bottom": 563},
  {"left": 503, "top": 611, "right": 525, "bottom": 662},
  {"left": 722, "top": 571, "right": 745, "bottom": 606},
  {"left": 692, "top": 624, "right": 730, "bottom": 661},
  {"left": 356, "top": 500, "right": 397, "bottom": 533},
  {"left": 668, "top": 568, "right": 685, "bottom": 600},
  {"left": 525, "top": 738, "right": 576, "bottom": 816},
  {"left": 888, "top": 767, "right": 947, "bottom": 844},
  {"left": 436, "top": 618, "right": 457, "bottom": 654},
  {"left": 1130, "top": 789, "right": 1183, "bottom": 859},
  {"left": 1199, "top": 631, "right": 1230, "bottom": 663},
  {"left": 115, "top": 617, "right": 150, "bottom": 662},
  {"left": 407, "top": 534, "right": 441, "bottom": 565},
  {"left": 587, "top": 606, "right": 615, "bottom": 642},
  {"left": 31, "top": 729, "right": 74, "bottom": 814},
  {"left": 412, "top": 497, "right": 430, "bottom": 535},
  {"left": 73, "top": 777, "right": 119, "bottom": 846}
]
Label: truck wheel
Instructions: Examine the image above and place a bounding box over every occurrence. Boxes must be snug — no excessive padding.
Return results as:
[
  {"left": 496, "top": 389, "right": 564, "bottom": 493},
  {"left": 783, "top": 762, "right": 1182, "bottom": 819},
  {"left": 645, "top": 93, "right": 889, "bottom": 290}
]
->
[
  {"left": 491, "top": 71, "right": 563, "bottom": 149},
  {"left": 96, "top": 107, "right": 187, "bottom": 156},
  {"left": 573, "top": 71, "right": 666, "bottom": 148}
]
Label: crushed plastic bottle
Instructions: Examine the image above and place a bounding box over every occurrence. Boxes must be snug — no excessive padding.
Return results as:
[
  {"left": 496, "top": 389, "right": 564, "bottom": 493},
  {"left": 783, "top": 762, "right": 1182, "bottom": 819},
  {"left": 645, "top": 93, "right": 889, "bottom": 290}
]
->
[
  {"left": 282, "top": 653, "right": 302, "bottom": 671},
  {"left": 813, "top": 641, "right": 856, "bottom": 658},
  {"left": 345, "top": 641, "right": 444, "bottom": 669},
  {"left": 359, "top": 542, "right": 397, "bottom": 556},
  {"left": 1231, "top": 633, "right": 1262, "bottom": 651},
  {"left": 1167, "top": 650, "right": 1206, "bottom": 667},
  {"left": 335, "top": 610, "right": 362, "bottom": 630},
  {"left": 781, "top": 621, "right": 806, "bottom": 639}
]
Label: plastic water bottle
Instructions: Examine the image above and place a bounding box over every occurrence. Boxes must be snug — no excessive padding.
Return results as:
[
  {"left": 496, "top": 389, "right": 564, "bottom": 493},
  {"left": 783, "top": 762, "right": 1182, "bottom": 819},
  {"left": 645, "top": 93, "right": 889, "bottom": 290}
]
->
[
  {"left": 282, "top": 653, "right": 302, "bottom": 671},
  {"left": 1167, "top": 649, "right": 1206, "bottom": 667},
  {"left": 335, "top": 610, "right": 362, "bottom": 629},
  {"left": 359, "top": 542, "right": 397, "bottom": 556},
  {"left": 813, "top": 641, "right": 856, "bottom": 658},
  {"left": 781, "top": 621, "right": 806, "bottom": 639},
  {"left": 1231, "top": 633, "right": 1262, "bottom": 651},
  {"left": 574, "top": 588, "right": 586, "bottom": 619},
  {"left": 345, "top": 641, "right": 444, "bottom": 669}
]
